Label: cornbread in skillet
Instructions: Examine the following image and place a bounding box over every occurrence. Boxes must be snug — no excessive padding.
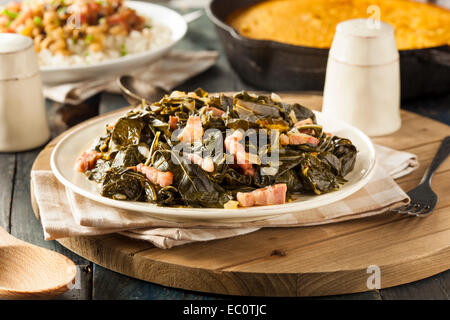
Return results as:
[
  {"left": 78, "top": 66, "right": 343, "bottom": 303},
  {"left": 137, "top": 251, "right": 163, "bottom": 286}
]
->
[{"left": 227, "top": 0, "right": 450, "bottom": 50}]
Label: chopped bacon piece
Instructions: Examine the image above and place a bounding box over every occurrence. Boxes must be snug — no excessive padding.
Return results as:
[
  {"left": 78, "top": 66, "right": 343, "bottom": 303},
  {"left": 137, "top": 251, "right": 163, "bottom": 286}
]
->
[
  {"left": 74, "top": 150, "right": 101, "bottom": 172},
  {"left": 237, "top": 184, "right": 287, "bottom": 207},
  {"left": 294, "top": 118, "right": 313, "bottom": 127},
  {"left": 178, "top": 116, "right": 203, "bottom": 143},
  {"left": 106, "top": 7, "right": 145, "bottom": 31},
  {"left": 205, "top": 106, "right": 225, "bottom": 117},
  {"left": 293, "top": 118, "right": 315, "bottom": 134},
  {"left": 186, "top": 153, "right": 214, "bottom": 173},
  {"left": 280, "top": 134, "right": 290, "bottom": 146},
  {"left": 224, "top": 130, "right": 253, "bottom": 173},
  {"left": 136, "top": 163, "right": 173, "bottom": 187},
  {"left": 242, "top": 167, "right": 256, "bottom": 176},
  {"left": 280, "top": 133, "right": 319, "bottom": 146},
  {"left": 0, "top": 15, "right": 9, "bottom": 28},
  {"left": 169, "top": 116, "right": 179, "bottom": 130}
]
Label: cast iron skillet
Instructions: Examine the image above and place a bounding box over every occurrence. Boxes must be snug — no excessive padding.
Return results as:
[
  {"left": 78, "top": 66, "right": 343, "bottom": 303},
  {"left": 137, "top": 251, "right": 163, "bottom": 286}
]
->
[{"left": 206, "top": 0, "right": 450, "bottom": 101}]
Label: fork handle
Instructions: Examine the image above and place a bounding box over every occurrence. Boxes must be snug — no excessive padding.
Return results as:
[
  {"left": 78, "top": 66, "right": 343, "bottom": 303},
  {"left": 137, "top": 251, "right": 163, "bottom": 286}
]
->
[{"left": 421, "top": 136, "right": 450, "bottom": 184}]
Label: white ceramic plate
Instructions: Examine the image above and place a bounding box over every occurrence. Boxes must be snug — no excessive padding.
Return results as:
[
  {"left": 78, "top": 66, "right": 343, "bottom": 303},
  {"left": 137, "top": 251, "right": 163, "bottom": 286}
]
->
[
  {"left": 51, "top": 109, "right": 377, "bottom": 223},
  {"left": 40, "top": 1, "right": 187, "bottom": 85}
]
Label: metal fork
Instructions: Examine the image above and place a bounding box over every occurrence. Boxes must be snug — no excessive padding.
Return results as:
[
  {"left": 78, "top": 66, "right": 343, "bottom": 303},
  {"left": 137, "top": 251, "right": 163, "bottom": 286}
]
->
[{"left": 393, "top": 136, "right": 450, "bottom": 217}]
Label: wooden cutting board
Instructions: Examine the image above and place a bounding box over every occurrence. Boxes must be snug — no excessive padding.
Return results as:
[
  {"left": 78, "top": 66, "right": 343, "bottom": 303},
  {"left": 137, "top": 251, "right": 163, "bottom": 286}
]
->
[{"left": 31, "top": 93, "right": 450, "bottom": 297}]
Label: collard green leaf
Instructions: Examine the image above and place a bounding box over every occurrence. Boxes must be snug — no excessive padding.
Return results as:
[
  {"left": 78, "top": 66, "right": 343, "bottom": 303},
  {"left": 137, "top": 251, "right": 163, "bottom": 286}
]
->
[
  {"left": 298, "top": 154, "right": 339, "bottom": 194},
  {"left": 112, "top": 145, "right": 146, "bottom": 168},
  {"left": 319, "top": 152, "right": 342, "bottom": 176},
  {"left": 234, "top": 98, "right": 280, "bottom": 120},
  {"left": 86, "top": 159, "right": 111, "bottom": 183},
  {"left": 101, "top": 168, "right": 147, "bottom": 201},
  {"left": 176, "top": 164, "right": 233, "bottom": 208},
  {"left": 219, "top": 166, "right": 253, "bottom": 187},
  {"left": 332, "top": 137, "right": 357, "bottom": 176},
  {"left": 111, "top": 117, "right": 145, "bottom": 146},
  {"left": 275, "top": 169, "right": 303, "bottom": 193}
]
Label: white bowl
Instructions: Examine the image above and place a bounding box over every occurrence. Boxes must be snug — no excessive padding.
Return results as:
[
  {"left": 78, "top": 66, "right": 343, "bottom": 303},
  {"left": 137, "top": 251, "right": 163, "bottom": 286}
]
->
[
  {"left": 51, "top": 109, "right": 377, "bottom": 223},
  {"left": 40, "top": 1, "right": 187, "bottom": 85}
]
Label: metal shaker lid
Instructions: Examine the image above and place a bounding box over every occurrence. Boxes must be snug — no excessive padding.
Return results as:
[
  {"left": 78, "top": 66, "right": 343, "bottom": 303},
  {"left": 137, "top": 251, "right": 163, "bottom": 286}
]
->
[
  {"left": 329, "top": 19, "right": 399, "bottom": 66},
  {"left": 0, "top": 34, "right": 39, "bottom": 80}
]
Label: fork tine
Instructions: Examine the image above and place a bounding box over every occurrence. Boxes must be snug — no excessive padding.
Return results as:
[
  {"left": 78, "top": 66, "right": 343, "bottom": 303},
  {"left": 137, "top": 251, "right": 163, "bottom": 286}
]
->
[
  {"left": 413, "top": 205, "right": 434, "bottom": 217},
  {"left": 408, "top": 203, "right": 422, "bottom": 214},
  {"left": 394, "top": 203, "right": 415, "bottom": 214},
  {"left": 391, "top": 206, "right": 406, "bottom": 213},
  {"left": 408, "top": 206, "right": 425, "bottom": 216}
]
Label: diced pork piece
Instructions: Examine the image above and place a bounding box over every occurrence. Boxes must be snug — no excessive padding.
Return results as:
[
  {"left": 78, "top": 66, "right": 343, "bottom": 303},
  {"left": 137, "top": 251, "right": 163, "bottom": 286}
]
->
[
  {"left": 169, "top": 116, "right": 179, "bottom": 130},
  {"left": 280, "top": 133, "right": 319, "bottom": 146},
  {"left": 205, "top": 106, "right": 225, "bottom": 117},
  {"left": 280, "top": 134, "right": 290, "bottom": 146},
  {"left": 294, "top": 118, "right": 313, "bottom": 127},
  {"left": 0, "top": 16, "right": 10, "bottom": 28},
  {"left": 224, "top": 130, "right": 253, "bottom": 172},
  {"left": 186, "top": 153, "right": 214, "bottom": 173},
  {"left": 237, "top": 184, "right": 287, "bottom": 207},
  {"left": 74, "top": 150, "right": 101, "bottom": 172},
  {"left": 178, "top": 116, "right": 203, "bottom": 143},
  {"left": 136, "top": 163, "right": 173, "bottom": 187},
  {"left": 293, "top": 118, "right": 315, "bottom": 134},
  {"left": 242, "top": 167, "right": 256, "bottom": 176},
  {"left": 227, "top": 129, "right": 244, "bottom": 141}
]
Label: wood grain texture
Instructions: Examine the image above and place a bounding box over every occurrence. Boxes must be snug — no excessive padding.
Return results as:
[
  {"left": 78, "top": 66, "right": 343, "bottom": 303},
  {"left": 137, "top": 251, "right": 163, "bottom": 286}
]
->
[
  {"left": 0, "top": 99, "right": 101, "bottom": 300},
  {"left": 0, "top": 153, "right": 16, "bottom": 233},
  {"left": 30, "top": 93, "right": 450, "bottom": 297},
  {"left": 0, "top": 227, "right": 77, "bottom": 299}
]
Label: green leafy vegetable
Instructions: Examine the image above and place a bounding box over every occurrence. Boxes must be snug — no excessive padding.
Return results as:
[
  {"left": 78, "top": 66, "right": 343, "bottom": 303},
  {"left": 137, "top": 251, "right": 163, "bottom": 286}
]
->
[
  {"left": 78, "top": 90, "right": 358, "bottom": 208},
  {"left": 33, "top": 16, "right": 42, "bottom": 26},
  {"left": 85, "top": 34, "right": 93, "bottom": 43},
  {"left": 120, "top": 44, "right": 127, "bottom": 57},
  {"left": 1, "top": 9, "right": 18, "bottom": 20}
]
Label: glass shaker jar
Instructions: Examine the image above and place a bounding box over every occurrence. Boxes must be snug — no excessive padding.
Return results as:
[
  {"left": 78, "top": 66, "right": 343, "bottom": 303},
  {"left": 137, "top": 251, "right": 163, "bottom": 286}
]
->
[
  {"left": 0, "top": 33, "right": 50, "bottom": 151},
  {"left": 322, "top": 19, "right": 401, "bottom": 137}
]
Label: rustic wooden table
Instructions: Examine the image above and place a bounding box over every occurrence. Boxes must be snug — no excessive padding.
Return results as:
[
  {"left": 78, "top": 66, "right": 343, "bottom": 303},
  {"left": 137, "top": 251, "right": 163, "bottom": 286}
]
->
[{"left": 1, "top": 12, "right": 449, "bottom": 300}]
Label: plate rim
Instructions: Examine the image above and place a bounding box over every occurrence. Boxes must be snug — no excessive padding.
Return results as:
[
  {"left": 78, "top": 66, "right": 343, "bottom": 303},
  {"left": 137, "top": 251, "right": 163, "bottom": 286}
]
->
[{"left": 50, "top": 106, "right": 377, "bottom": 222}]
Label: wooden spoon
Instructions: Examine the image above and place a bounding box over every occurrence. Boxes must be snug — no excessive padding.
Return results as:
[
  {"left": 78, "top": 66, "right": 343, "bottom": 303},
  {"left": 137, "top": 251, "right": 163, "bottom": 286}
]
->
[{"left": 0, "top": 227, "right": 77, "bottom": 299}]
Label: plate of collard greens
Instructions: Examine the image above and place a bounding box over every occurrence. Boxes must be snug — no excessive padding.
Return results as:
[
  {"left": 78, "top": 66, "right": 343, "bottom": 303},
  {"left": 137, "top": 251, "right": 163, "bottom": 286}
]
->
[{"left": 51, "top": 90, "right": 376, "bottom": 222}]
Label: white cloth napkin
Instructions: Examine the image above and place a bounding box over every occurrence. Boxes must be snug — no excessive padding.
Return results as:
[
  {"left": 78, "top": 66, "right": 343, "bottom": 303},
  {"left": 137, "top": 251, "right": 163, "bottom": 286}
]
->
[
  {"left": 43, "top": 50, "right": 219, "bottom": 105},
  {"left": 31, "top": 144, "right": 418, "bottom": 249}
]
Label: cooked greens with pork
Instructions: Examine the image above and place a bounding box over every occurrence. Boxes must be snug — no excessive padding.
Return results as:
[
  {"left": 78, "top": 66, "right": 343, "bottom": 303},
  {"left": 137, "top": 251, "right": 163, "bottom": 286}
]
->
[{"left": 75, "top": 90, "right": 357, "bottom": 208}]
